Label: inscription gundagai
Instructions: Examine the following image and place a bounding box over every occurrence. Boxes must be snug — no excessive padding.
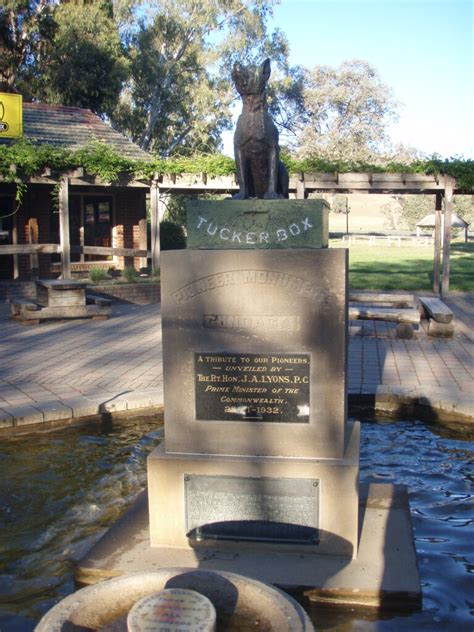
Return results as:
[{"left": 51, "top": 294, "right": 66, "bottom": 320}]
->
[{"left": 203, "top": 313, "right": 301, "bottom": 333}]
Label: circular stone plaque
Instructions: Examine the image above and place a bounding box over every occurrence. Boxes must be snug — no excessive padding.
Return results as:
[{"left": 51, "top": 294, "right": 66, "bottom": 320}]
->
[{"left": 127, "top": 588, "right": 216, "bottom": 632}]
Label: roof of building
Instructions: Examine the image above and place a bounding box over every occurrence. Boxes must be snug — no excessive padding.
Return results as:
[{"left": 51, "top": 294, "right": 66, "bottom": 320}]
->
[
  {"left": 416, "top": 212, "right": 469, "bottom": 228},
  {"left": 1, "top": 102, "right": 150, "bottom": 162}
]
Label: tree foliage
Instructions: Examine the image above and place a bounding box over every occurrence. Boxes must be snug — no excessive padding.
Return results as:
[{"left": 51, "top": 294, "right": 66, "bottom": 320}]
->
[
  {"left": 0, "top": 0, "right": 56, "bottom": 93},
  {"left": 112, "top": 0, "right": 288, "bottom": 154},
  {"left": 1, "top": 0, "right": 288, "bottom": 156},
  {"left": 37, "top": 1, "right": 129, "bottom": 116},
  {"left": 384, "top": 194, "right": 473, "bottom": 232},
  {"left": 0, "top": 0, "right": 128, "bottom": 116},
  {"left": 296, "top": 60, "right": 403, "bottom": 163}
]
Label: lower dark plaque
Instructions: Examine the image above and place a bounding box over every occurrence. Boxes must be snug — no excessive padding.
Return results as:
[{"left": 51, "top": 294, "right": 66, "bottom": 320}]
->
[
  {"left": 195, "top": 352, "right": 310, "bottom": 422},
  {"left": 184, "top": 475, "right": 319, "bottom": 545}
]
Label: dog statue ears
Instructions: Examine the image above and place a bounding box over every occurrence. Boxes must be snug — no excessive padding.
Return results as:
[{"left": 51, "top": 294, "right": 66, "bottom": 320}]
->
[{"left": 232, "top": 58, "right": 272, "bottom": 85}]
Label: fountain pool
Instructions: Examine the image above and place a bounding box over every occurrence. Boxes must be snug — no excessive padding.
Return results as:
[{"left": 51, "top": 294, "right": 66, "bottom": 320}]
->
[{"left": 0, "top": 415, "right": 472, "bottom": 631}]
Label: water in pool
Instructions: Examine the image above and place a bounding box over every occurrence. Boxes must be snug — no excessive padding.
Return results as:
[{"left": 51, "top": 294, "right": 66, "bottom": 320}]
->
[{"left": 0, "top": 415, "right": 472, "bottom": 631}]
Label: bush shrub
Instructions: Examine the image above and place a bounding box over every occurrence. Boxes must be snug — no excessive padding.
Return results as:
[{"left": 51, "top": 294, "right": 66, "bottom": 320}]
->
[
  {"left": 88, "top": 267, "right": 110, "bottom": 283},
  {"left": 160, "top": 220, "right": 186, "bottom": 250},
  {"left": 122, "top": 266, "right": 139, "bottom": 282}
]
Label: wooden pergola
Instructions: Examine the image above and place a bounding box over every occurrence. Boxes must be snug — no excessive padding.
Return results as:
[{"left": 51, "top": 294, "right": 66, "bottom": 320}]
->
[
  {"left": 0, "top": 169, "right": 457, "bottom": 296},
  {"left": 152, "top": 170, "right": 457, "bottom": 296}
]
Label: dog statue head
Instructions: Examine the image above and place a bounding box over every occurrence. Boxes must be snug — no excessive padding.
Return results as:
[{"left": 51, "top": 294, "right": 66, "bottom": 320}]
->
[{"left": 232, "top": 58, "right": 271, "bottom": 98}]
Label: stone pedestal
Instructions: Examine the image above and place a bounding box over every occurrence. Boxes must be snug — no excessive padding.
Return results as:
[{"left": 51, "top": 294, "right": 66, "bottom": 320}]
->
[{"left": 148, "top": 200, "right": 359, "bottom": 557}]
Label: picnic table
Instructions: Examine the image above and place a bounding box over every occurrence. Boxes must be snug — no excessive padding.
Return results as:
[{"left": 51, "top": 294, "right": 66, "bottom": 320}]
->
[{"left": 10, "top": 279, "right": 111, "bottom": 325}]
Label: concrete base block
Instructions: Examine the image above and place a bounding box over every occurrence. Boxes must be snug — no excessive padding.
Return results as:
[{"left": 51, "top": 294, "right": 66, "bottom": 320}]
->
[
  {"left": 427, "top": 319, "right": 455, "bottom": 337},
  {"left": 76, "top": 482, "right": 421, "bottom": 610},
  {"left": 147, "top": 423, "right": 360, "bottom": 558},
  {"left": 396, "top": 322, "right": 415, "bottom": 339}
]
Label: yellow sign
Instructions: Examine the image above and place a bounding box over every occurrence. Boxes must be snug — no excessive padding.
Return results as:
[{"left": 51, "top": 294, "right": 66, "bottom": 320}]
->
[{"left": 0, "top": 93, "right": 23, "bottom": 138}]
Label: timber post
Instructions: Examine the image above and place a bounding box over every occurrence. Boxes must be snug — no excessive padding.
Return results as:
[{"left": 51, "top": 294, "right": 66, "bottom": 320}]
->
[
  {"left": 58, "top": 175, "right": 71, "bottom": 279},
  {"left": 441, "top": 176, "right": 455, "bottom": 297},
  {"left": 150, "top": 178, "right": 160, "bottom": 274},
  {"left": 138, "top": 218, "right": 148, "bottom": 270},
  {"left": 12, "top": 210, "right": 19, "bottom": 279},
  {"left": 433, "top": 193, "right": 442, "bottom": 294},
  {"left": 28, "top": 217, "right": 39, "bottom": 279},
  {"left": 296, "top": 174, "right": 306, "bottom": 199}
]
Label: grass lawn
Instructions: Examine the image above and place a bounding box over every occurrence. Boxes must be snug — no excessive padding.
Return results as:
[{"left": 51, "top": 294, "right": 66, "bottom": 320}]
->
[{"left": 330, "top": 239, "right": 474, "bottom": 292}]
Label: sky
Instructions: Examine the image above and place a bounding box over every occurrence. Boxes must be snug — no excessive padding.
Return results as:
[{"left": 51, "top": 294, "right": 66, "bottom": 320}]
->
[{"left": 225, "top": 0, "right": 473, "bottom": 159}]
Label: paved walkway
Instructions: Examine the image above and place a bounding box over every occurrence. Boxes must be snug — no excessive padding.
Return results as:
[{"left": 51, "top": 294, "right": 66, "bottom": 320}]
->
[{"left": 0, "top": 295, "right": 472, "bottom": 431}]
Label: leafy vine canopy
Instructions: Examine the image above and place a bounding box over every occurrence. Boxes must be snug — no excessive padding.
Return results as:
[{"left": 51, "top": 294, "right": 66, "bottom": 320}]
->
[{"left": 0, "top": 138, "right": 473, "bottom": 195}]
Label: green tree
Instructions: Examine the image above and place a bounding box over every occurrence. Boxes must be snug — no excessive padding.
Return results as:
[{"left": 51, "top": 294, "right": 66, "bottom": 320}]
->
[
  {"left": 297, "top": 60, "right": 400, "bottom": 163},
  {"left": 453, "top": 195, "right": 474, "bottom": 226},
  {"left": 112, "top": 0, "right": 287, "bottom": 154},
  {"left": 0, "top": 1, "right": 56, "bottom": 94},
  {"left": 390, "top": 195, "right": 473, "bottom": 233},
  {"left": 393, "top": 195, "right": 434, "bottom": 231},
  {"left": 38, "top": 1, "right": 129, "bottom": 116}
]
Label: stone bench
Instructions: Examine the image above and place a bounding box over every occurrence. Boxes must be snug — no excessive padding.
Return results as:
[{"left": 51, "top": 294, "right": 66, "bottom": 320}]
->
[
  {"left": 417, "top": 297, "right": 454, "bottom": 337},
  {"left": 349, "top": 292, "right": 416, "bottom": 308}
]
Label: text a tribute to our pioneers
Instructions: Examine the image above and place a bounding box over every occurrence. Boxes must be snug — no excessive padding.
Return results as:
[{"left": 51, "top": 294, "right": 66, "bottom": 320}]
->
[{"left": 195, "top": 353, "right": 310, "bottom": 423}]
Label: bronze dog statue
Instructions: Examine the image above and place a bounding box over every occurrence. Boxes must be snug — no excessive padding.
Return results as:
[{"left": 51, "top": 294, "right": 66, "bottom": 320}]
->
[{"left": 232, "top": 58, "right": 289, "bottom": 199}]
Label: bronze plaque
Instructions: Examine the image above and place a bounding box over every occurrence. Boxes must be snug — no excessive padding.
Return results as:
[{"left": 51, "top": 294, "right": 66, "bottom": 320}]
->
[
  {"left": 195, "top": 352, "right": 310, "bottom": 423},
  {"left": 185, "top": 475, "right": 319, "bottom": 544}
]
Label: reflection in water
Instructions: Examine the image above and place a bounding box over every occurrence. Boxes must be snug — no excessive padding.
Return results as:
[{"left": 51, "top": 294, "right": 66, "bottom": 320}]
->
[{"left": 0, "top": 416, "right": 472, "bottom": 631}]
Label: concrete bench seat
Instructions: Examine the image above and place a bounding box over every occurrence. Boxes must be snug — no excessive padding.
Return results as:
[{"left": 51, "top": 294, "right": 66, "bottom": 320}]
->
[
  {"left": 417, "top": 297, "right": 453, "bottom": 323},
  {"left": 417, "top": 296, "right": 454, "bottom": 337},
  {"left": 348, "top": 306, "right": 420, "bottom": 324},
  {"left": 349, "top": 292, "right": 416, "bottom": 308},
  {"left": 10, "top": 298, "right": 40, "bottom": 313}
]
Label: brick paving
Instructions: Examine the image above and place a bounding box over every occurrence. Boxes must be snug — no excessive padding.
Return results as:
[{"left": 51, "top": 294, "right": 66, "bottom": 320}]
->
[{"left": 0, "top": 296, "right": 472, "bottom": 430}]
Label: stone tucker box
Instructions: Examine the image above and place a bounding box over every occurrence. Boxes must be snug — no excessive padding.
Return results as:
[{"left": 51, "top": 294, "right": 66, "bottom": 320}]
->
[
  {"left": 148, "top": 201, "right": 360, "bottom": 558},
  {"left": 186, "top": 199, "right": 329, "bottom": 249}
]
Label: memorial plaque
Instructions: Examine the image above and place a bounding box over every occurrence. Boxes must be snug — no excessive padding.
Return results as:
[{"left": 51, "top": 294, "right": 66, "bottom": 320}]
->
[
  {"left": 185, "top": 475, "right": 319, "bottom": 545},
  {"left": 195, "top": 352, "right": 310, "bottom": 422}
]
